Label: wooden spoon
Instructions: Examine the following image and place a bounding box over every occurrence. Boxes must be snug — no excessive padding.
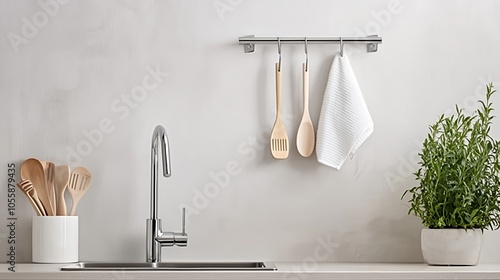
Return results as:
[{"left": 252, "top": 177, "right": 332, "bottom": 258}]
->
[
  {"left": 270, "top": 63, "right": 289, "bottom": 159},
  {"left": 55, "top": 165, "right": 70, "bottom": 216},
  {"left": 68, "top": 166, "right": 92, "bottom": 216},
  {"left": 20, "top": 158, "right": 54, "bottom": 216},
  {"left": 39, "top": 160, "right": 48, "bottom": 169},
  {"left": 296, "top": 63, "right": 315, "bottom": 157}
]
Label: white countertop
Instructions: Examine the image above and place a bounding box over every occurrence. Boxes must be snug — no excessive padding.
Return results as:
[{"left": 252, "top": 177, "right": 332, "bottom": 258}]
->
[{"left": 2, "top": 263, "right": 500, "bottom": 280}]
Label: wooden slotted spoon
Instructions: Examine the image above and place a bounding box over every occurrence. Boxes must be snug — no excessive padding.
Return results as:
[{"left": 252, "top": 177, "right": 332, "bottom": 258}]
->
[
  {"left": 20, "top": 158, "right": 55, "bottom": 216},
  {"left": 17, "top": 179, "right": 45, "bottom": 216},
  {"left": 55, "top": 165, "right": 70, "bottom": 216},
  {"left": 68, "top": 166, "right": 92, "bottom": 216},
  {"left": 270, "top": 63, "right": 289, "bottom": 159},
  {"left": 296, "top": 63, "right": 315, "bottom": 157}
]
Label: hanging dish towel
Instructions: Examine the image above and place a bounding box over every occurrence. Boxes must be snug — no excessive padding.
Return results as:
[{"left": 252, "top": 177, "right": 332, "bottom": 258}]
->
[{"left": 316, "top": 53, "right": 373, "bottom": 170}]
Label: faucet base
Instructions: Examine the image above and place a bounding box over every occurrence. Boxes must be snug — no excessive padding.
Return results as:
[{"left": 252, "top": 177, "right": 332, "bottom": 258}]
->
[
  {"left": 146, "top": 219, "right": 162, "bottom": 263},
  {"left": 146, "top": 218, "right": 188, "bottom": 263}
]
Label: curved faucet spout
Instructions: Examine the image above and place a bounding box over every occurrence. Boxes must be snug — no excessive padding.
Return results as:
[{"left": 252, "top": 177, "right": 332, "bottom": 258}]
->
[
  {"left": 150, "top": 125, "right": 171, "bottom": 220},
  {"left": 147, "top": 125, "right": 188, "bottom": 263}
]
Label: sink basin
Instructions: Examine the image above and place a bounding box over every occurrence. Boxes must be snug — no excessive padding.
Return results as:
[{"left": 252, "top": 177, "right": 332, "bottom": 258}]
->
[{"left": 61, "top": 262, "right": 277, "bottom": 271}]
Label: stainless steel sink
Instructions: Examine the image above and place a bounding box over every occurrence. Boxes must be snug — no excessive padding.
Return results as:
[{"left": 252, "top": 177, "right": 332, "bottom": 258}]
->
[{"left": 61, "top": 262, "right": 277, "bottom": 271}]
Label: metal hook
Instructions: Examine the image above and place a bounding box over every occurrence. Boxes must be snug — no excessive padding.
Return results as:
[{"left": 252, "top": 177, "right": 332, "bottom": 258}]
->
[
  {"left": 277, "top": 37, "right": 282, "bottom": 71},
  {"left": 339, "top": 37, "right": 344, "bottom": 57},
  {"left": 304, "top": 37, "right": 308, "bottom": 72}
]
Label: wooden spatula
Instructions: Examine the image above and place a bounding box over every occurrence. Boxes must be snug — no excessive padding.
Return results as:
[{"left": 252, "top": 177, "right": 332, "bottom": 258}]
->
[
  {"left": 68, "top": 166, "right": 92, "bottom": 216},
  {"left": 45, "top": 162, "right": 57, "bottom": 216},
  {"left": 55, "top": 165, "right": 70, "bottom": 216},
  {"left": 270, "top": 63, "right": 289, "bottom": 159}
]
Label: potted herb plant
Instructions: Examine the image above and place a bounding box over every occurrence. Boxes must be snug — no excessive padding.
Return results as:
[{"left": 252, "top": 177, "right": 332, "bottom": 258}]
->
[{"left": 402, "top": 83, "right": 500, "bottom": 265}]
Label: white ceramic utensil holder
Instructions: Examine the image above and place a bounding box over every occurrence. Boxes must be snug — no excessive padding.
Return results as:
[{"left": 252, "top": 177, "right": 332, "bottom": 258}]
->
[{"left": 32, "top": 216, "right": 78, "bottom": 263}]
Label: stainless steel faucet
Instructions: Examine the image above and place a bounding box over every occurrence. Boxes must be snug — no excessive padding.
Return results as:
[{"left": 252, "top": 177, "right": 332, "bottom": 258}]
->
[{"left": 146, "top": 125, "right": 187, "bottom": 263}]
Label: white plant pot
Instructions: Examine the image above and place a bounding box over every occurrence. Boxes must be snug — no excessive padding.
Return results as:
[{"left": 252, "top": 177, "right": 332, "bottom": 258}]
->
[{"left": 421, "top": 228, "right": 483, "bottom": 266}]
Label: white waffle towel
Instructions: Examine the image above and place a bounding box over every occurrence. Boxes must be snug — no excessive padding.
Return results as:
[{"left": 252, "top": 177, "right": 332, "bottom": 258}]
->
[{"left": 316, "top": 53, "right": 373, "bottom": 170}]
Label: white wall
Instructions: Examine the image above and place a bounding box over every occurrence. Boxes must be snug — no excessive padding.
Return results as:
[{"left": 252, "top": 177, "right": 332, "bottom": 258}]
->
[{"left": 1, "top": 0, "right": 500, "bottom": 263}]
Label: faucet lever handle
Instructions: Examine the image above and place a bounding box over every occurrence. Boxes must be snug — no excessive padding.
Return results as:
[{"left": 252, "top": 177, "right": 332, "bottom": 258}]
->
[{"left": 181, "top": 207, "right": 186, "bottom": 234}]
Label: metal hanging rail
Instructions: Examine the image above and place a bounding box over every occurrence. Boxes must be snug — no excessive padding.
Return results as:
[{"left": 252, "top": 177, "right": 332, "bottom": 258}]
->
[{"left": 238, "top": 35, "right": 382, "bottom": 53}]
